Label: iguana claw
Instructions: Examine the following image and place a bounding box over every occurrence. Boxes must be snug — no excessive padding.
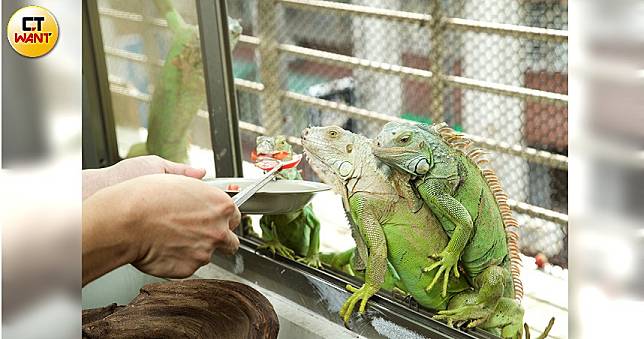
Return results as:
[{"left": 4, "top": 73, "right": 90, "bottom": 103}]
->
[
  {"left": 258, "top": 240, "right": 296, "bottom": 260},
  {"left": 339, "top": 283, "right": 377, "bottom": 324},
  {"left": 433, "top": 304, "right": 491, "bottom": 329},
  {"left": 297, "top": 254, "right": 322, "bottom": 268},
  {"left": 423, "top": 250, "right": 460, "bottom": 297}
]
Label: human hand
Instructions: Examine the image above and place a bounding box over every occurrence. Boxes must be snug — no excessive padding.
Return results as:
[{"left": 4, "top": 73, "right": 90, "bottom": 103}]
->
[
  {"left": 83, "top": 155, "right": 206, "bottom": 199},
  {"left": 82, "top": 174, "right": 240, "bottom": 283}
]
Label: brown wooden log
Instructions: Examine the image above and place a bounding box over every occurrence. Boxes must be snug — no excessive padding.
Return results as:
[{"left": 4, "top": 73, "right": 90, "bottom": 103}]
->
[{"left": 82, "top": 279, "right": 279, "bottom": 339}]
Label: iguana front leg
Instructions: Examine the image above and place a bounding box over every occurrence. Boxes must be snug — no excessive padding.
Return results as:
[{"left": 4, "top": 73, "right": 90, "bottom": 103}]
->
[
  {"left": 417, "top": 177, "right": 473, "bottom": 297},
  {"left": 339, "top": 196, "right": 387, "bottom": 324},
  {"left": 258, "top": 219, "right": 295, "bottom": 260},
  {"left": 296, "top": 205, "right": 322, "bottom": 268}
]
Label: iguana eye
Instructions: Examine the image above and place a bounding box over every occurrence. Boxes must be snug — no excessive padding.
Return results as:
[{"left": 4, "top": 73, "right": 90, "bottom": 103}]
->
[
  {"left": 399, "top": 135, "right": 411, "bottom": 144},
  {"left": 328, "top": 130, "right": 338, "bottom": 138}
]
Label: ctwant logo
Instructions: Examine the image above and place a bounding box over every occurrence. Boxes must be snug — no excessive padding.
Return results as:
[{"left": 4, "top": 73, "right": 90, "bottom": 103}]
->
[{"left": 7, "top": 6, "right": 59, "bottom": 58}]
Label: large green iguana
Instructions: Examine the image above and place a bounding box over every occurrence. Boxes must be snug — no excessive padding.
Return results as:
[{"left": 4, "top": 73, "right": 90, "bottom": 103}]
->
[
  {"left": 127, "top": 0, "right": 242, "bottom": 162},
  {"left": 254, "top": 136, "right": 406, "bottom": 288},
  {"left": 301, "top": 126, "right": 471, "bottom": 319},
  {"left": 252, "top": 136, "right": 322, "bottom": 268},
  {"left": 371, "top": 122, "right": 523, "bottom": 326},
  {"left": 302, "top": 126, "right": 552, "bottom": 339}
]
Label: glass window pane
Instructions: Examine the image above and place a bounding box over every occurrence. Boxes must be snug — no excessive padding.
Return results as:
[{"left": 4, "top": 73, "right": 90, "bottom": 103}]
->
[{"left": 97, "top": 0, "right": 216, "bottom": 171}]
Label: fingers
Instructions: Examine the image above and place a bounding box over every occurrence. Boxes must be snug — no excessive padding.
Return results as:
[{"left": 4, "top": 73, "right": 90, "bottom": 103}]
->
[
  {"left": 359, "top": 297, "right": 369, "bottom": 314},
  {"left": 344, "top": 296, "right": 360, "bottom": 323},
  {"left": 422, "top": 261, "right": 440, "bottom": 273},
  {"left": 442, "top": 269, "right": 450, "bottom": 297},
  {"left": 184, "top": 167, "right": 207, "bottom": 179},
  {"left": 346, "top": 284, "right": 359, "bottom": 293},
  {"left": 425, "top": 266, "right": 443, "bottom": 293},
  {"left": 214, "top": 229, "right": 240, "bottom": 256},
  {"left": 228, "top": 204, "right": 241, "bottom": 231},
  {"left": 162, "top": 158, "right": 206, "bottom": 179}
]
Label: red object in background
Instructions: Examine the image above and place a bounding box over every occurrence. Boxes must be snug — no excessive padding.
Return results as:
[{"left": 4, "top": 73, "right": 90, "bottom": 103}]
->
[
  {"left": 251, "top": 150, "right": 290, "bottom": 162},
  {"left": 255, "top": 154, "right": 302, "bottom": 171},
  {"left": 226, "top": 184, "right": 240, "bottom": 192},
  {"left": 271, "top": 151, "right": 289, "bottom": 160},
  {"left": 535, "top": 253, "right": 548, "bottom": 269}
]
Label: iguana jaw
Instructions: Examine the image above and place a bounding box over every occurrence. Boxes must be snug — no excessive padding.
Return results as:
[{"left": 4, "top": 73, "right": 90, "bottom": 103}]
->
[
  {"left": 372, "top": 122, "right": 434, "bottom": 177},
  {"left": 372, "top": 144, "right": 429, "bottom": 177},
  {"left": 301, "top": 127, "right": 355, "bottom": 183}
]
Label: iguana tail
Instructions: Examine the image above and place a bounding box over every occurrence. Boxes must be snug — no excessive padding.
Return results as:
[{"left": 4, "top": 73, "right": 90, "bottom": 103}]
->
[
  {"left": 126, "top": 142, "right": 148, "bottom": 158},
  {"left": 320, "top": 248, "right": 355, "bottom": 273},
  {"left": 433, "top": 122, "right": 524, "bottom": 302},
  {"left": 523, "top": 317, "right": 555, "bottom": 339}
]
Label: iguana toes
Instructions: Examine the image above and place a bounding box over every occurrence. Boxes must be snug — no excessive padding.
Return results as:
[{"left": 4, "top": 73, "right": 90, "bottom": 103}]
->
[
  {"left": 372, "top": 122, "right": 553, "bottom": 338},
  {"left": 126, "top": 0, "right": 242, "bottom": 162},
  {"left": 302, "top": 126, "right": 471, "bottom": 324},
  {"left": 252, "top": 136, "right": 322, "bottom": 268}
]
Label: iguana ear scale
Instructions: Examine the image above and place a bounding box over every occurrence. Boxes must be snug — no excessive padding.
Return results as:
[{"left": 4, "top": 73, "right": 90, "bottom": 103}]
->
[{"left": 346, "top": 144, "right": 353, "bottom": 153}]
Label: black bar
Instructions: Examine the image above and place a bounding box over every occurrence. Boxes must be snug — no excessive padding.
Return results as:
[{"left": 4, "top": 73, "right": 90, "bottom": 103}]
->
[
  {"left": 83, "top": 0, "right": 120, "bottom": 168},
  {"left": 212, "top": 238, "right": 498, "bottom": 339},
  {"left": 196, "top": 0, "right": 243, "bottom": 178}
]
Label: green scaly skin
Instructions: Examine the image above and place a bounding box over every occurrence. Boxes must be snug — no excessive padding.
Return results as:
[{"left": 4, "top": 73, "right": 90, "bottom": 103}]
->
[
  {"left": 126, "top": 0, "right": 242, "bottom": 162},
  {"left": 303, "top": 126, "right": 553, "bottom": 339},
  {"left": 253, "top": 136, "right": 322, "bottom": 268},
  {"left": 302, "top": 126, "right": 471, "bottom": 324},
  {"left": 372, "top": 122, "right": 553, "bottom": 338},
  {"left": 319, "top": 248, "right": 407, "bottom": 295}
]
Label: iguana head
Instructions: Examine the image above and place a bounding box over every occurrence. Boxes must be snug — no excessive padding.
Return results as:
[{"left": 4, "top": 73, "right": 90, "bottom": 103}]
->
[
  {"left": 253, "top": 135, "right": 293, "bottom": 161},
  {"left": 371, "top": 121, "right": 435, "bottom": 177},
  {"left": 301, "top": 126, "right": 357, "bottom": 183},
  {"left": 227, "top": 17, "right": 243, "bottom": 48}
]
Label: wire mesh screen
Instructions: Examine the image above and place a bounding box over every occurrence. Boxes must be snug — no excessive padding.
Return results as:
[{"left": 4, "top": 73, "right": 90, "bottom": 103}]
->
[
  {"left": 227, "top": 0, "right": 568, "bottom": 267},
  {"left": 94, "top": 0, "right": 568, "bottom": 267}
]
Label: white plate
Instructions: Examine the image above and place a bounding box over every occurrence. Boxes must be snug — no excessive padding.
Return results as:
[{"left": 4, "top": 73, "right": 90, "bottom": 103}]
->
[{"left": 205, "top": 178, "right": 331, "bottom": 214}]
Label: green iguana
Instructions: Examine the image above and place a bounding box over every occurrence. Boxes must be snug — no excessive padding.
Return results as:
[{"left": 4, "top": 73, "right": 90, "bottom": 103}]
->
[
  {"left": 127, "top": 0, "right": 242, "bottom": 162},
  {"left": 303, "top": 126, "right": 552, "bottom": 339},
  {"left": 252, "top": 136, "right": 322, "bottom": 268},
  {"left": 371, "top": 121, "right": 522, "bottom": 325},
  {"left": 302, "top": 126, "right": 471, "bottom": 320}
]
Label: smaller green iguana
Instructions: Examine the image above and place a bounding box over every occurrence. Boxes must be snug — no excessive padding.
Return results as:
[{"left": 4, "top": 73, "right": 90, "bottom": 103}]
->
[
  {"left": 252, "top": 136, "right": 322, "bottom": 268},
  {"left": 127, "top": 0, "right": 242, "bottom": 163}
]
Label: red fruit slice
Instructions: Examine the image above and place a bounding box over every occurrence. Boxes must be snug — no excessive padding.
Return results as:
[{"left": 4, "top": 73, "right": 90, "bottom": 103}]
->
[{"left": 226, "top": 184, "right": 240, "bottom": 192}]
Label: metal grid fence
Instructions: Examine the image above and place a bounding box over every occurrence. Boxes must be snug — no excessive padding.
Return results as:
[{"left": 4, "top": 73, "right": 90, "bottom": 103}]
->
[{"left": 97, "top": 0, "right": 568, "bottom": 267}]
